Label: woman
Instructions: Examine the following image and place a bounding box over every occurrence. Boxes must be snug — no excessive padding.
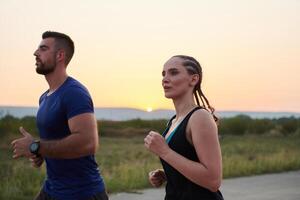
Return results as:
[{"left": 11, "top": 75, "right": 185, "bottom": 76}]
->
[{"left": 144, "top": 55, "right": 223, "bottom": 200}]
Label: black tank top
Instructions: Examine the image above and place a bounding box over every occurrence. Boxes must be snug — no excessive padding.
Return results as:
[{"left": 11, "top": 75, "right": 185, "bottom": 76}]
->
[{"left": 161, "top": 107, "right": 224, "bottom": 200}]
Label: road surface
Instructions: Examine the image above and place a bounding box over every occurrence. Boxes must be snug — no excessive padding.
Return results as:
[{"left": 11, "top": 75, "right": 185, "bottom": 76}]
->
[{"left": 109, "top": 170, "right": 300, "bottom": 200}]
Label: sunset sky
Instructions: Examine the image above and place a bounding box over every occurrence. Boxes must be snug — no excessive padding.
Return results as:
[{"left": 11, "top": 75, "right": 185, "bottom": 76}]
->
[{"left": 0, "top": 0, "right": 299, "bottom": 112}]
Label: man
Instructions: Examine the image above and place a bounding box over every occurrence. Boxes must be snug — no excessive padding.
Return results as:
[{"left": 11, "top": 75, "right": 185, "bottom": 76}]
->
[{"left": 11, "top": 31, "right": 108, "bottom": 200}]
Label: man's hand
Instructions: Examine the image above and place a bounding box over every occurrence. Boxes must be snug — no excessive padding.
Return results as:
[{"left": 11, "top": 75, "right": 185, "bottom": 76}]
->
[
  {"left": 29, "top": 155, "right": 44, "bottom": 168},
  {"left": 11, "top": 127, "right": 34, "bottom": 159}
]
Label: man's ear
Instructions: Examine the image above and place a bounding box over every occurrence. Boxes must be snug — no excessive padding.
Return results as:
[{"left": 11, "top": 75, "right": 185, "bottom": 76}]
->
[{"left": 56, "top": 49, "right": 65, "bottom": 62}]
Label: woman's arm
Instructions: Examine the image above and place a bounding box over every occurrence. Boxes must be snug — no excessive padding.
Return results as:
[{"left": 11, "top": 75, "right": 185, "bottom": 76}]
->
[{"left": 144, "top": 109, "right": 222, "bottom": 192}]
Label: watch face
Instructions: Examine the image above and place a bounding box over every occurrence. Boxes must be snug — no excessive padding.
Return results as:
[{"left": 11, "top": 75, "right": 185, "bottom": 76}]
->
[{"left": 31, "top": 142, "right": 39, "bottom": 151}]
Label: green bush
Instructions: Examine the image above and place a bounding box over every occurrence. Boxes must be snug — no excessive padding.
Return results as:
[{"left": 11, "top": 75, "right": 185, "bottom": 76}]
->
[
  {"left": 0, "top": 115, "right": 21, "bottom": 136},
  {"left": 275, "top": 117, "right": 299, "bottom": 135},
  {"left": 249, "top": 119, "right": 275, "bottom": 134},
  {"left": 1, "top": 114, "right": 300, "bottom": 139},
  {"left": 219, "top": 115, "right": 252, "bottom": 135},
  {"left": 99, "top": 119, "right": 168, "bottom": 137},
  {"left": 0, "top": 115, "right": 38, "bottom": 138}
]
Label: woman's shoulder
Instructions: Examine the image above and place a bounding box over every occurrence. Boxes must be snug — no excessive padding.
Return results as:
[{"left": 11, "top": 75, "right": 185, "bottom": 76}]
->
[{"left": 189, "top": 107, "right": 216, "bottom": 125}]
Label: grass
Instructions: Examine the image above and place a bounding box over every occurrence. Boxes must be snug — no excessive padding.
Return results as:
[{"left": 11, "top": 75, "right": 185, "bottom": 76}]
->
[
  {"left": 222, "top": 134, "right": 300, "bottom": 177},
  {"left": 96, "top": 137, "right": 161, "bottom": 193},
  {"left": 1, "top": 133, "right": 300, "bottom": 199}
]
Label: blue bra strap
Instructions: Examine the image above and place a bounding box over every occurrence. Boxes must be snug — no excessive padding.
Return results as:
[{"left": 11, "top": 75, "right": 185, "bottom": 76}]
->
[{"left": 166, "top": 125, "right": 179, "bottom": 144}]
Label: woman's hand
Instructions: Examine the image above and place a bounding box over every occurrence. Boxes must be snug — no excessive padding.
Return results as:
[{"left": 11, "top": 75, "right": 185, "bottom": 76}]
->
[
  {"left": 144, "top": 131, "right": 170, "bottom": 157},
  {"left": 148, "top": 169, "right": 166, "bottom": 187}
]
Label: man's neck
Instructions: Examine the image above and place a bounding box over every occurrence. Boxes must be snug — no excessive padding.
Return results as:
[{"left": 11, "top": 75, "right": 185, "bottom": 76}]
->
[{"left": 45, "top": 69, "right": 68, "bottom": 94}]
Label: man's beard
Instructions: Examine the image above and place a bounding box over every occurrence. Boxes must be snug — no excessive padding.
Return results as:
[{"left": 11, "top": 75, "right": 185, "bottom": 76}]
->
[{"left": 35, "top": 60, "right": 56, "bottom": 75}]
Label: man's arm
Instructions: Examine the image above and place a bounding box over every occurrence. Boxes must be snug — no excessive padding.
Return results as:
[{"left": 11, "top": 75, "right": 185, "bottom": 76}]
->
[{"left": 39, "top": 113, "right": 99, "bottom": 159}]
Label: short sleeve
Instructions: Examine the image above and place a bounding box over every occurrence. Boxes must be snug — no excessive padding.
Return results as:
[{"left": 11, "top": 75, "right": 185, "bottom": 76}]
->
[{"left": 62, "top": 86, "right": 94, "bottom": 119}]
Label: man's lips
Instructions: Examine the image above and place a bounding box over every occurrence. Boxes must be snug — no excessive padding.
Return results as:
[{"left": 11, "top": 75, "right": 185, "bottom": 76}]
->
[{"left": 35, "top": 58, "right": 41, "bottom": 66}]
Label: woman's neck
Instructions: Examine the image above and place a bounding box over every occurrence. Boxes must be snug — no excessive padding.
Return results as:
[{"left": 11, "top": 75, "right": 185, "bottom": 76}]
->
[{"left": 173, "top": 96, "right": 197, "bottom": 119}]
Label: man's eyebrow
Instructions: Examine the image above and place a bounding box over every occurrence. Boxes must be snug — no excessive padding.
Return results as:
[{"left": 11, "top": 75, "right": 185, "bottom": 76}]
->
[{"left": 39, "top": 45, "right": 49, "bottom": 49}]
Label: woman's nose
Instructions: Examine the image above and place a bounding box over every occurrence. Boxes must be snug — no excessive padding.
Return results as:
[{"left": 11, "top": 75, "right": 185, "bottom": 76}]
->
[
  {"left": 163, "top": 74, "right": 170, "bottom": 82},
  {"left": 162, "top": 76, "right": 169, "bottom": 85}
]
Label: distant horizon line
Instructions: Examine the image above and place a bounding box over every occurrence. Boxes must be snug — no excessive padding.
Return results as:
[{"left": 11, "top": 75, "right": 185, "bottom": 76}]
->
[{"left": 0, "top": 105, "right": 300, "bottom": 114}]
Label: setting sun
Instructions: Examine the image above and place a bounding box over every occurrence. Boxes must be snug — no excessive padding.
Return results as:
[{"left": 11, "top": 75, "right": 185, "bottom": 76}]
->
[{"left": 147, "top": 107, "right": 153, "bottom": 112}]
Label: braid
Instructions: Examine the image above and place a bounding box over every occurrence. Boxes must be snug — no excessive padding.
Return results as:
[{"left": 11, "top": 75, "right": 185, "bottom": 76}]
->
[
  {"left": 198, "top": 89, "right": 218, "bottom": 121},
  {"left": 173, "top": 55, "right": 219, "bottom": 122},
  {"left": 196, "top": 90, "right": 206, "bottom": 107},
  {"left": 194, "top": 91, "right": 201, "bottom": 106}
]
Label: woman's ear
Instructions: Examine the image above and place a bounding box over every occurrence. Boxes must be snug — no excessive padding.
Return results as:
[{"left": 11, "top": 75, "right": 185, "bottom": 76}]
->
[{"left": 189, "top": 74, "right": 200, "bottom": 87}]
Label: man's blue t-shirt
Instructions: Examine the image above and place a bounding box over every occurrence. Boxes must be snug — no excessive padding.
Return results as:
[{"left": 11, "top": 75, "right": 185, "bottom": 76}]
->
[{"left": 36, "top": 77, "right": 105, "bottom": 200}]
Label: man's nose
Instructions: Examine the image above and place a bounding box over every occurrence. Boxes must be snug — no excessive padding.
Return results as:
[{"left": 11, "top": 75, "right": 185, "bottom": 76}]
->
[{"left": 33, "top": 49, "right": 38, "bottom": 56}]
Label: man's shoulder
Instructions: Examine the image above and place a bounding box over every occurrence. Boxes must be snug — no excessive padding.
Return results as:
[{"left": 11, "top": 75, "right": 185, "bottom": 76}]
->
[
  {"left": 65, "top": 77, "right": 89, "bottom": 91},
  {"left": 61, "top": 77, "right": 92, "bottom": 104}
]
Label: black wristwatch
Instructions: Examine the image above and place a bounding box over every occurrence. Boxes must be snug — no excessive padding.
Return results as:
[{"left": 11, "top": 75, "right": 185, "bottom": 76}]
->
[{"left": 29, "top": 140, "right": 40, "bottom": 156}]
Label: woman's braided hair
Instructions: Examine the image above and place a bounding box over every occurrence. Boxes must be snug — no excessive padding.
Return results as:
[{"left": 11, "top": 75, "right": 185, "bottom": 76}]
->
[{"left": 173, "top": 55, "right": 218, "bottom": 122}]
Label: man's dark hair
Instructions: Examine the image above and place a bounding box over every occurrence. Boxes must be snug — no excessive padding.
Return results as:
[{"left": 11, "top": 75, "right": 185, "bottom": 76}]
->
[{"left": 42, "top": 31, "right": 75, "bottom": 65}]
